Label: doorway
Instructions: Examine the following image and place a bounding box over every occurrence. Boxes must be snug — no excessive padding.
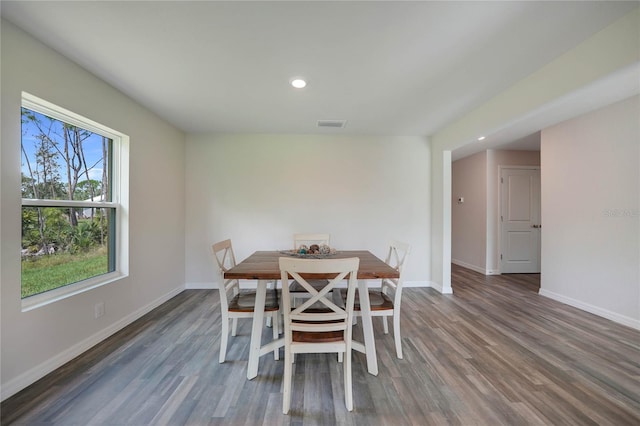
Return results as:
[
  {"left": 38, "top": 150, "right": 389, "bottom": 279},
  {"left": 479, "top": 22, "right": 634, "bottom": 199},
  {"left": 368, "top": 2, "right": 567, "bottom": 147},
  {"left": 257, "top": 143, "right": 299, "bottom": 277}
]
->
[{"left": 499, "top": 166, "right": 541, "bottom": 273}]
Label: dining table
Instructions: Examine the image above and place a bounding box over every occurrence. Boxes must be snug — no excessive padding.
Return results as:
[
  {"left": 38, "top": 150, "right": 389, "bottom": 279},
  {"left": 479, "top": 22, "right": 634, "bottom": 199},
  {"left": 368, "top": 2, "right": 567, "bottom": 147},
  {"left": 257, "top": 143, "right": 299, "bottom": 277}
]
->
[{"left": 223, "top": 250, "right": 400, "bottom": 380}]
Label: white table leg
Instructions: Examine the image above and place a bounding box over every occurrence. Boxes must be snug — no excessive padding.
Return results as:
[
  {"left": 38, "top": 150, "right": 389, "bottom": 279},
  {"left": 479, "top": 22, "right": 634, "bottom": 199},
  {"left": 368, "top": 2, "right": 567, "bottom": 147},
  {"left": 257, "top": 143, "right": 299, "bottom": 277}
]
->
[
  {"left": 357, "top": 279, "right": 378, "bottom": 376},
  {"left": 247, "top": 279, "right": 267, "bottom": 380}
]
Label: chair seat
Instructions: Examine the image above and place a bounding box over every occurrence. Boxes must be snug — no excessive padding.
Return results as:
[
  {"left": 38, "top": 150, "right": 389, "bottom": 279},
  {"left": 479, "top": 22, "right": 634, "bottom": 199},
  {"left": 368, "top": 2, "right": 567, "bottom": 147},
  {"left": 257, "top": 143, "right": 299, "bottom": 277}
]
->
[
  {"left": 288, "top": 279, "right": 330, "bottom": 293},
  {"left": 293, "top": 330, "right": 344, "bottom": 343},
  {"left": 341, "top": 289, "right": 394, "bottom": 311},
  {"left": 228, "top": 289, "right": 280, "bottom": 312}
]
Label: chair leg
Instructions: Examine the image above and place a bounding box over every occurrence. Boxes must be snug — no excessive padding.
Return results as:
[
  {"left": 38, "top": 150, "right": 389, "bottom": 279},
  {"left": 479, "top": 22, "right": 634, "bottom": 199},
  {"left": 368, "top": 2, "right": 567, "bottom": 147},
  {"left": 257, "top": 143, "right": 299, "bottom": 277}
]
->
[
  {"left": 231, "top": 318, "right": 238, "bottom": 336},
  {"left": 382, "top": 315, "right": 389, "bottom": 334},
  {"left": 344, "top": 349, "right": 353, "bottom": 411},
  {"left": 272, "top": 313, "right": 280, "bottom": 360},
  {"left": 283, "top": 350, "right": 292, "bottom": 414},
  {"left": 266, "top": 282, "right": 274, "bottom": 328},
  {"left": 219, "top": 317, "right": 229, "bottom": 363},
  {"left": 393, "top": 310, "right": 403, "bottom": 359}
]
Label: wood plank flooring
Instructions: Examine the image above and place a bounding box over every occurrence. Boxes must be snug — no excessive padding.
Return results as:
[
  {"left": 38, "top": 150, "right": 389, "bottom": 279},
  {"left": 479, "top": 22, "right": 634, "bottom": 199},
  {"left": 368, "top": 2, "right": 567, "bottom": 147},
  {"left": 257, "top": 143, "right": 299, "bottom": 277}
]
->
[{"left": 2, "top": 264, "right": 639, "bottom": 425}]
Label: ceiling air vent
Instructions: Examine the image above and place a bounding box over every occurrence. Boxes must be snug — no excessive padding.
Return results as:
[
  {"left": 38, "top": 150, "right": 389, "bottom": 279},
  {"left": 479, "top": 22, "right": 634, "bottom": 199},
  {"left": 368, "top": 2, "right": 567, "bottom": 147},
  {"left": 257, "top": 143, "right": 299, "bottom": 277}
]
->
[{"left": 317, "top": 119, "right": 347, "bottom": 128}]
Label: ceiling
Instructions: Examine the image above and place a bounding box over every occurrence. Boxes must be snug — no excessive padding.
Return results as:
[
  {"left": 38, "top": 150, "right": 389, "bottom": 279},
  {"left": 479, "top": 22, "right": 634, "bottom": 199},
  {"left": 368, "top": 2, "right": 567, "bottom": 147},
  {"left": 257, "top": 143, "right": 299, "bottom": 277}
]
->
[{"left": 1, "top": 1, "right": 637, "bottom": 152}]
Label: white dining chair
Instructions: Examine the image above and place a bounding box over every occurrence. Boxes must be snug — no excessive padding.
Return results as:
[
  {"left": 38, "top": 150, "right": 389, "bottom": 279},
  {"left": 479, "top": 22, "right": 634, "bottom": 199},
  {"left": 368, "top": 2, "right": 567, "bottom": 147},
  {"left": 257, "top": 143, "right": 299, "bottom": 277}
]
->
[
  {"left": 344, "top": 240, "right": 410, "bottom": 359},
  {"left": 293, "top": 233, "right": 331, "bottom": 252},
  {"left": 213, "top": 239, "right": 280, "bottom": 364},
  {"left": 279, "top": 256, "right": 360, "bottom": 414},
  {"left": 289, "top": 233, "right": 332, "bottom": 304}
]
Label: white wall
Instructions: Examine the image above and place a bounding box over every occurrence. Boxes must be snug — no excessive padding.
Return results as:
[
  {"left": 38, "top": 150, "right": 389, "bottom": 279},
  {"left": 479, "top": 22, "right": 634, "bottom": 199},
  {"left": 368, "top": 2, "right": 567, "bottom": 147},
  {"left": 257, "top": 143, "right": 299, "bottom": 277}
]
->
[
  {"left": 540, "top": 95, "right": 639, "bottom": 328},
  {"left": 184, "top": 133, "right": 430, "bottom": 288},
  {"left": 1, "top": 20, "right": 186, "bottom": 399},
  {"left": 451, "top": 151, "right": 487, "bottom": 272}
]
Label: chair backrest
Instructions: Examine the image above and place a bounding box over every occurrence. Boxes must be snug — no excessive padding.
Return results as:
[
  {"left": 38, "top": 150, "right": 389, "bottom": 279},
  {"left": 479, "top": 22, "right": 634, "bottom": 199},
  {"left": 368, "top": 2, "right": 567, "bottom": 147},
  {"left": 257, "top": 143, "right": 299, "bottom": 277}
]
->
[
  {"left": 280, "top": 257, "right": 359, "bottom": 340},
  {"left": 385, "top": 240, "right": 410, "bottom": 276},
  {"left": 212, "top": 239, "right": 237, "bottom": 273},
  {"left": 382, "top": 240, "right": 410, "bottom": 306},
  {"left": 212, "top": 239, "right": 238, "bottom": 310},
  {"left": 293, "top": 233, "right": 330, "bottom": 250}
]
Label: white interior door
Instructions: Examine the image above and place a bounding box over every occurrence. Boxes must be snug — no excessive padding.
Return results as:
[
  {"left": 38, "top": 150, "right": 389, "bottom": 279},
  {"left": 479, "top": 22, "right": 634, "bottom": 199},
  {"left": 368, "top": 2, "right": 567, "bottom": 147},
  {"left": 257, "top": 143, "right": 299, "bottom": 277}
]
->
[{"left": 500, "top": 167, "right": 541, "bottom": 273}]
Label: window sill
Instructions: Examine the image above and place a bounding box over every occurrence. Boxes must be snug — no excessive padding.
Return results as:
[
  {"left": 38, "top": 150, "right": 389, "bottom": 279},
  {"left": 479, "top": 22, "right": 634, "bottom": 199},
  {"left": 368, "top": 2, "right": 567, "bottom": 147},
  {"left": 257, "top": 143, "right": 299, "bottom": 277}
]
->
[{"left": 21, "top": 271, "right": 128, "bottom": 312}]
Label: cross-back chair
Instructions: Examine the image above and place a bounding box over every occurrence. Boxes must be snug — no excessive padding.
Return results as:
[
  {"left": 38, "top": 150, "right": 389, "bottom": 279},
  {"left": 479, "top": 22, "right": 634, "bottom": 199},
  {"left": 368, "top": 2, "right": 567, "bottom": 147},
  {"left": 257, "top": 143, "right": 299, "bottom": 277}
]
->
[
  {"left": 289, "top": 233, "right": 332, "bottom": 303},
  {"left": 279, "top": 256, "right": 360, "bottom": 414},
  {"left": 213, "top": 239, "right": 280, "bottom": 364},
  {"left": 344, "top": 240, "right": 410, "bottom": 359}
]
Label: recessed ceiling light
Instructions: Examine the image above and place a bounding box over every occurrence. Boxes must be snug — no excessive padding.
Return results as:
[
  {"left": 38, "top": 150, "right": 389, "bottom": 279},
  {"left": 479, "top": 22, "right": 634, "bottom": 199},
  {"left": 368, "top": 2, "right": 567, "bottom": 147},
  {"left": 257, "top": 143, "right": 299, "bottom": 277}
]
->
[
  {"left": 290, "top": 78, "right": 307, "bottom": 89},
  {"left": 317, "top": 120, "right": 347, "bottom": 128},
  {"left": 477, "top": 136, "right": 486, "bottom": 141}
]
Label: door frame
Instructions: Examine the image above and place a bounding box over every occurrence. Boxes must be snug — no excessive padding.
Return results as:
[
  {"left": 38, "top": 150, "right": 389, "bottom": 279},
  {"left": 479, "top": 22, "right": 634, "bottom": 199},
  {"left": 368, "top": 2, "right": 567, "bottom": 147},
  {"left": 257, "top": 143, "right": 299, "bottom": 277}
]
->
[{"left": 498, "top": 165, "right": 541, "bottom": 274}]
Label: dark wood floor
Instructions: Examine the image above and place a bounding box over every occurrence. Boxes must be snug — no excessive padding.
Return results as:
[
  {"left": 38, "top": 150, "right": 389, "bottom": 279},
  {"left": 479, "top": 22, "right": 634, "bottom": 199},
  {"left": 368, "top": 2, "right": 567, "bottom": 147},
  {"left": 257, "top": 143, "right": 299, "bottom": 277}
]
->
[{"left": 3, "top": 265, "right": 639, "bottom": 425}]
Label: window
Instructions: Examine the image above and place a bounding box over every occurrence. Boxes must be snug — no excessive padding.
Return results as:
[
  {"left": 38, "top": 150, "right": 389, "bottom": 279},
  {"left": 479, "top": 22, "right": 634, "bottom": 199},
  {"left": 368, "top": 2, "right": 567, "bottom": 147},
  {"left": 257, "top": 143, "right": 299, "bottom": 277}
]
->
[{"left": 21, "top": 92, "right": 129, "bottom": 310}]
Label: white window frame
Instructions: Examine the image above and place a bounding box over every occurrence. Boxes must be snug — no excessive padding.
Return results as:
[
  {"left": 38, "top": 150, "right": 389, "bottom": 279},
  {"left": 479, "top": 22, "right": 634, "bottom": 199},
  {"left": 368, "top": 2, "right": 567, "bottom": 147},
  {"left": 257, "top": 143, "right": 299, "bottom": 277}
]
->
[{"left": 21, "top": 92, "right": 129, "bottom": 311}]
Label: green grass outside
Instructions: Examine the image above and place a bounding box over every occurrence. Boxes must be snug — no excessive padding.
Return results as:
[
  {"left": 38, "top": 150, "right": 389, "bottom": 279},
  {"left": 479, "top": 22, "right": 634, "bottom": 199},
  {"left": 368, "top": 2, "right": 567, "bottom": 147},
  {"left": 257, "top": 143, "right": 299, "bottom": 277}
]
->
[{"left": 21, "top": 246, "right": 108, "bottom": 298}]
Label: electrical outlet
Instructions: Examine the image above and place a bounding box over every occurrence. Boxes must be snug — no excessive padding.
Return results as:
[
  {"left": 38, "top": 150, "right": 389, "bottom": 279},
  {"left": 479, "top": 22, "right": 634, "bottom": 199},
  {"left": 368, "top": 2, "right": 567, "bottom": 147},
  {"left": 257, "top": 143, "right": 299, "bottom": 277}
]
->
[{"left": 94, "top": 302, "right": 105, "bottom": 319}]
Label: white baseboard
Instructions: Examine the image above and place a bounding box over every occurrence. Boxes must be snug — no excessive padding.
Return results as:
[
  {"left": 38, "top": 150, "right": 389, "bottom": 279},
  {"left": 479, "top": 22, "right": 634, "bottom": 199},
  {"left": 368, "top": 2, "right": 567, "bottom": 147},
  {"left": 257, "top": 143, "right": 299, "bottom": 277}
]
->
[
  {"left": 452, "top": 259, "right": 488, "bottom": 275},
  {"left": 425, "top": 280, "right": 453, "bottom": 294},
  {"left": 400, "top": 280, "right": 430, "bottom": 288},
  {"left": 187, "top": 280, "right": 433, "bottom": 290},
  {"left": 539, "top": 288, "right": 640, "bottom": 331},
  {"left": 1, "top": 286, "right": 185, "bottom": 402},
  {"left": 184, "top": 282, "right": 216, "bottom": 289},
  {"left": 186, "top": 281, "right": 258, "bottom": 290}
]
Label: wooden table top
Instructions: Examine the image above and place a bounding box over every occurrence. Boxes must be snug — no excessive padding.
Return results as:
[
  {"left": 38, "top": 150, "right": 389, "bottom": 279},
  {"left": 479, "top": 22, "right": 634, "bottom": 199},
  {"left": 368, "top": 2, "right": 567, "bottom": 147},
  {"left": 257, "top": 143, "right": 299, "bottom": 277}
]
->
[{"left": 224, "top": 250, "right": 399, "bottom": 280}]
